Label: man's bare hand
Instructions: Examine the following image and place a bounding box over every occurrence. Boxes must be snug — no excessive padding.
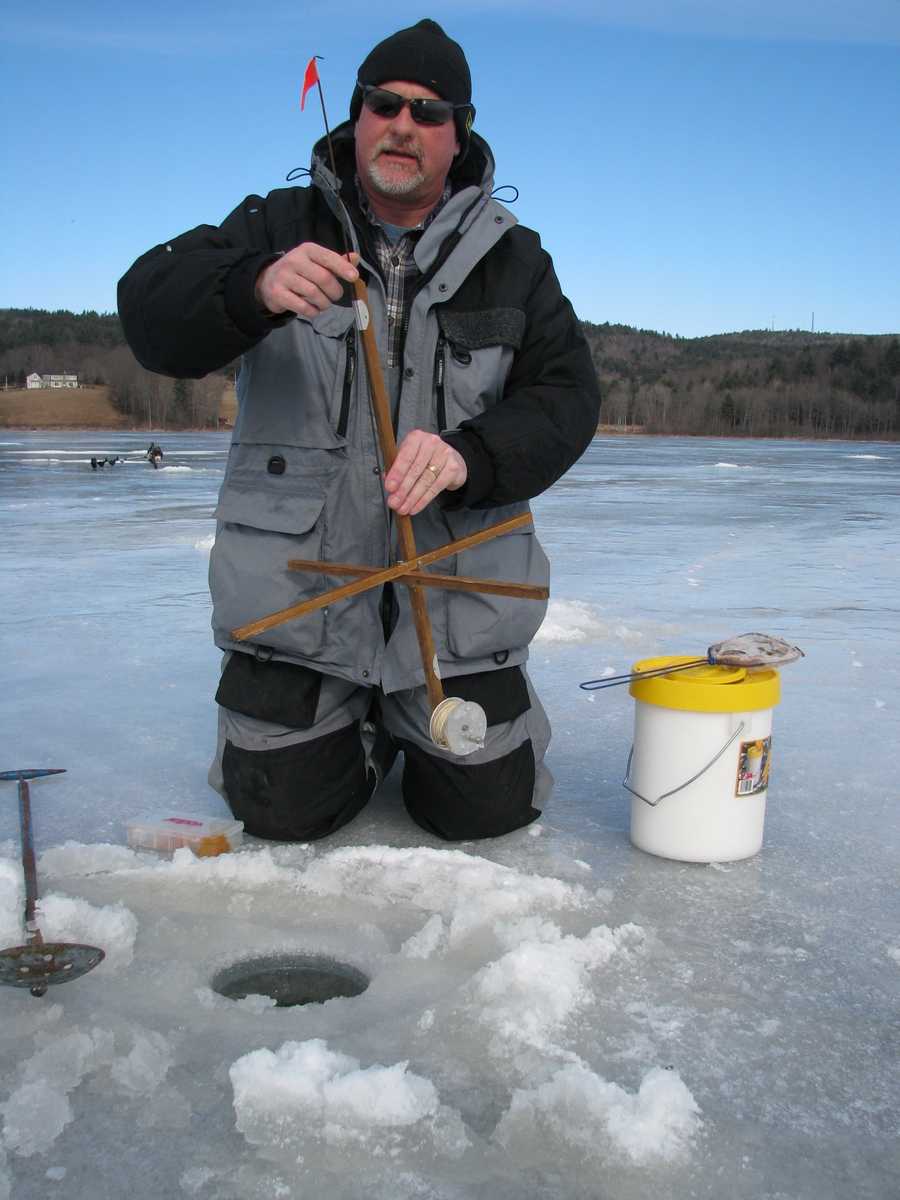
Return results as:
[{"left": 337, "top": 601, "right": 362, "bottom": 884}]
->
[
  {"left": 384, "top": 430, "right": 467, "bottom": 516},
  {"left": 255, "top": 245, "right": 359, "bottom": 318}
]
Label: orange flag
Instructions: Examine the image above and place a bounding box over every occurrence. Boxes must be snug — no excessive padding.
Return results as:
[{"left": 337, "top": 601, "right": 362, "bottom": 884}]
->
[{"left": 300, "top": 57, "right": 319, "bottom": 110}]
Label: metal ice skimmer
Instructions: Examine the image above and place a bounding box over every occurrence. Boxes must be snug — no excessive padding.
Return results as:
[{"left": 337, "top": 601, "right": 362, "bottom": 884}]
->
[{"left": 0, "top": 769, "right": 104, "bottom": 997}]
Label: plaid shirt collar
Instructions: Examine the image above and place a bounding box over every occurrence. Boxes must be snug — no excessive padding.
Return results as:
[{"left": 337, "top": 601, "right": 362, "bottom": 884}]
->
[{"left": 356, "top": 179, "right": 452, "bottom": 368}]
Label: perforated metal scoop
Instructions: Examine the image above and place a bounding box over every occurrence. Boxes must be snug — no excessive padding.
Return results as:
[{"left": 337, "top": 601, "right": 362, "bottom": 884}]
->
[
  {"left": 580, "top": 633, "right": 805, "bottom": 692},
  {"left": 0, "top": 942, "right": 105, "bottom": 994},
  {"left": 0, "top": 769, "right": 105, "bottom": 997}
]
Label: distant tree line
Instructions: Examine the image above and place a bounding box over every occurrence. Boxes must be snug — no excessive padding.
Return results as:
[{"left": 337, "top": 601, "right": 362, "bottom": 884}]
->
[
  {"left": 582, "top": 323, "right": 900, "bottom": 439},
  {"left": 2, "top": 308, "right": 899, "bottom": 438}
]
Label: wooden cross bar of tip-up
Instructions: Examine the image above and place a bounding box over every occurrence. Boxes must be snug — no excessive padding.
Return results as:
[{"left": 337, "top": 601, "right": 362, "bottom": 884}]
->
[{"left": 231, "top": 276, "right": 549, "bottom": 757}]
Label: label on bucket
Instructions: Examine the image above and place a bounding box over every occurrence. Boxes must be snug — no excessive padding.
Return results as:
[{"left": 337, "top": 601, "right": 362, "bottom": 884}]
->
[{"left": 735, "top": 737, "right": 771, "bottom": 796}]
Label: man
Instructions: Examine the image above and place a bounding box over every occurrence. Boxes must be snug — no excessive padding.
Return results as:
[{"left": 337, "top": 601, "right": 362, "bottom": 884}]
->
[{"left": 118, "top": 19, "right": 600, "bottom": 844}]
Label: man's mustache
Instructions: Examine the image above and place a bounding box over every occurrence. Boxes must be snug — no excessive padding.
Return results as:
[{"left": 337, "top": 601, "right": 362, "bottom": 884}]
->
[{"left": 373, "top": 136, "right": 423, "bottom": 165}]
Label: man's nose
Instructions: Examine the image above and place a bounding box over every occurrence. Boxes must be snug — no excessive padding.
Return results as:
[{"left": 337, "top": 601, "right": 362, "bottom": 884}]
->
[{"left": 390, "top": 101, "right": 417, "bottom": 134}]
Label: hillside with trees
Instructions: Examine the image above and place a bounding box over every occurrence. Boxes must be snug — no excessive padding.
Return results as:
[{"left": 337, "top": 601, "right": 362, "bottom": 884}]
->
[
  {"left": 583, "top": 323, "right": 900, "bottom": 439},
  {"left": 2, "top": 307, "right": 898, "bottom": 438},
  {"left": 0, "top": 308, "right": 227, "bottom": 429}
]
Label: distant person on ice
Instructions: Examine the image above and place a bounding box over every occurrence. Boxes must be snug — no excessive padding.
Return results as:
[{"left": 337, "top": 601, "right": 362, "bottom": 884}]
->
[
  {"left": 117, "top": 19, "right": 600, "bottom": 844},
  {"left": 146, "top": 442, "right": 163, "bottom": 467}
]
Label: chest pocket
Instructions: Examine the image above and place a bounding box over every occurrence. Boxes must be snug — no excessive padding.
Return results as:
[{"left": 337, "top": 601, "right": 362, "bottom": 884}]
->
[
  {"left": 238, "top": 304, "right": 357, "bottom": 447},
  {"left": 434, "top": 307, "right": 525, "bottom": 429},
  {"left": 300, "top": 305, "right": 358, "bottom": 438}
]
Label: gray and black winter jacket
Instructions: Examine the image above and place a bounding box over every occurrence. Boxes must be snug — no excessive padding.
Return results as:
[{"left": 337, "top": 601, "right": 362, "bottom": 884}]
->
[{"left": 118, "top": 126, "right": 601, "bottom": 693}]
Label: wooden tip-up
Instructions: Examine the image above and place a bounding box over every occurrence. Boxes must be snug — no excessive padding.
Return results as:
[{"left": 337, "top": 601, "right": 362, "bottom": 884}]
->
[
  {"left": 287, "top": 560, "right": 549, "bottom": 601},
  {"left": 231, "top": 512, "right": 538, "bottom": 643}
]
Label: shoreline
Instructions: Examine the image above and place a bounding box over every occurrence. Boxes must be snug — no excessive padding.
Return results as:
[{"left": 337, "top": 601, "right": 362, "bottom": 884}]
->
[
  {"left": 2, "top": 424, "right": 897, "bottom": 445},
  {"left": 0, "top": 429, "right": 227, "bottom": 439},
  {"left": 0, "top": 383, "right": 237, "bottom": 431}
]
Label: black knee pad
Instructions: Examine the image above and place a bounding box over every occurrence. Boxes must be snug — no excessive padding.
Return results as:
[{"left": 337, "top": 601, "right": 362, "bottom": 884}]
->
[
  {"left": 222, "top": 721, "right": 369, "bottom": 842},
  {"left": 400, "top": 738, "right": 539, "bottom": 842}
]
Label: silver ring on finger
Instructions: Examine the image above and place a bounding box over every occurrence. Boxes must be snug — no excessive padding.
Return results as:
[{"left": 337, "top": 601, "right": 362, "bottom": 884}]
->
[{"left": 426, "top": 463, "right": 440, "bottom": 478}]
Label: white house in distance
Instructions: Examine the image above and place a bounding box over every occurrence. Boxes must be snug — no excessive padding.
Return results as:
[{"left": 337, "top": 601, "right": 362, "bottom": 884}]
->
[{"left": 26, "top": 373, "right": 78, "bottom": 389}]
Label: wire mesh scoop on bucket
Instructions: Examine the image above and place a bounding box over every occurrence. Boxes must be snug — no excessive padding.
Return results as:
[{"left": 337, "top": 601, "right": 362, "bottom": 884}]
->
[
  {"left": 0, "top": 769, "right": 105, "bottom": 997},
  {"left": 579, "top": 633, "right": 805, "bottom": 691}
]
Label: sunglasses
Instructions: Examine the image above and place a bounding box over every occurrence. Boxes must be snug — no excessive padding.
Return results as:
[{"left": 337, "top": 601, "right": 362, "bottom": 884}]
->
[{"left": 358, "top": 83, "right": 470, "bottom": 127}]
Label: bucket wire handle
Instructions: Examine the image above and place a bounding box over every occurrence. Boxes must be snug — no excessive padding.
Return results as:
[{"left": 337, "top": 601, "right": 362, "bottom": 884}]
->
[{"left": 623, "top": 722, "right": 746, "bottom": 808}]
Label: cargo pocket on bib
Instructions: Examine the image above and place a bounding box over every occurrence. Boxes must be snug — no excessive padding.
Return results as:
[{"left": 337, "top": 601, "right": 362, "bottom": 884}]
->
[
  {"left": 215, "top": 651, "right": 322, "bottom": 728},
  {"left": 445, "top": 666, "right": 531, "bottom": 726}
]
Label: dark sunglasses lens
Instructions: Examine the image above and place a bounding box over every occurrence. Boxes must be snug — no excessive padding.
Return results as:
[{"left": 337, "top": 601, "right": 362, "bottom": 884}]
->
[
  {"left": 409, "top": 99, "right": 454, "bottom": 125},
  {"left": 365, "top": 89, "right": 404, "bottom": 118}
]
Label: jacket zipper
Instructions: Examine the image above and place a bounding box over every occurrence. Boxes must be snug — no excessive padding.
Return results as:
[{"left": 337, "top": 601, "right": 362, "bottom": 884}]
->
[
  {"left": 338, "top": 327, "right": 355, "bottom": 438},
  {"left": 433, "top": 333, "right": 447, "bottom": 432}
]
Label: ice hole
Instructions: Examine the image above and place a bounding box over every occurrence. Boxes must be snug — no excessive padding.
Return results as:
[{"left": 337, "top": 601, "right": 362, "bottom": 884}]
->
[{"left": 211, "top": 954, "right": 370, "bottom": 1008}]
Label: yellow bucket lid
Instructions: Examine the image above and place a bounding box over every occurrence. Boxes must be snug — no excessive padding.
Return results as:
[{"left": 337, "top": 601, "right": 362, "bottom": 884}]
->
[{"left": 629, "top": 655, "right": 780, "bottom": 713}]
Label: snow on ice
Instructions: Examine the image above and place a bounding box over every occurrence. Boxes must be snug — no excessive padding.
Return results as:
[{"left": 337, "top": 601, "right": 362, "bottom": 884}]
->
[{"left": 0, "top": 432, "right": 898, "bottom": 1199}]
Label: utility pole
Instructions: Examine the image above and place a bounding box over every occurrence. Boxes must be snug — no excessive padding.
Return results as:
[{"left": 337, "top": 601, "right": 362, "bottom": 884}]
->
[{"left": 811, "top": 311, "right": 815, "bottom": 333}]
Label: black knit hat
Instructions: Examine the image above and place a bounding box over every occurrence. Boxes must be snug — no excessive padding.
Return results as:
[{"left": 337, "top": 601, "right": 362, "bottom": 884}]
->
[{"left": 350, "top": 19, "right": 475, "bottom": 159}]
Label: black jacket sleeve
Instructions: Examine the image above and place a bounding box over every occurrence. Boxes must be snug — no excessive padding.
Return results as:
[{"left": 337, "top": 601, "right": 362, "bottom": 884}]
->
[
  {"left": 116, "top": 195, "right": 292, "bottom": 379},
  {"left": 441, "top": 233, "right": 601, "bottom": 509}
]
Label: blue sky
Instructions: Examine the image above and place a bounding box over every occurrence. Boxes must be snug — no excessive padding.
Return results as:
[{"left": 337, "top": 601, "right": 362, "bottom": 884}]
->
[{"left": 2, "top": 1, "right": 898, "bottom": 338}]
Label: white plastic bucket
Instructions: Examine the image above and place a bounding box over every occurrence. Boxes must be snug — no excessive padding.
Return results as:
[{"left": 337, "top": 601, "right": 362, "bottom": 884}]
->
[{"left": 626, "top": 657, "right": 780, "bottom": 863}]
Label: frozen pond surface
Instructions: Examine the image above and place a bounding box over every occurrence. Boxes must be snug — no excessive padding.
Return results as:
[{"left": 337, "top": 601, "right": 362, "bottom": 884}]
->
[{"left": 0, "top": 431, "right": 898, "bottom": 1199}]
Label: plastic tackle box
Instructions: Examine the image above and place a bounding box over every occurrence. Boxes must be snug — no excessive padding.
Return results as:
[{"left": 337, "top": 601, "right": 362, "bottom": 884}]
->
[{"left": 126, "top": 815, "right": 243, "bottom": 857}]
